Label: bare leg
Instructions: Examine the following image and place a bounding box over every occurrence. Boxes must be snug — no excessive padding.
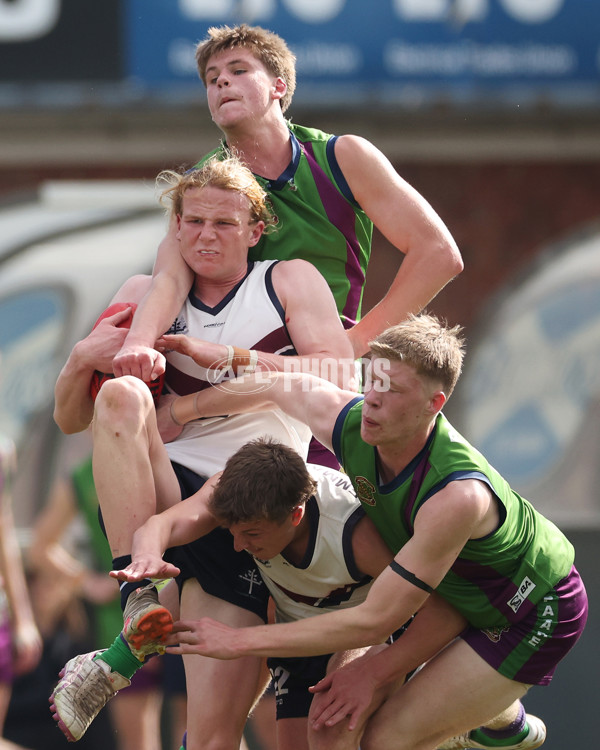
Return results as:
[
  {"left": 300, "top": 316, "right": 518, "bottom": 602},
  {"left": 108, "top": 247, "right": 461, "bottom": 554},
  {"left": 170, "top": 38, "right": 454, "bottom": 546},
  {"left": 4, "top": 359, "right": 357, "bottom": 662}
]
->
[
  {"left": 277, "top": 716, "right": 309, "bottom": 750},
  {"left": 181, "top": 580, "right": 270, "bottom": 750},
  {"left": 245, "top": 693, "right": 278, "bottom": 750},
  {"left": 308, "top": 645, "right": 398, "bottom": 750},
  {"left": 360, "top": 639, "right": 529, "bottom": 750},
  {"left": 109, "top": 687, "right": 163, "bottom": 750},
  {"left": 91, "top": 375, "right": 180, "bottom": 557}
]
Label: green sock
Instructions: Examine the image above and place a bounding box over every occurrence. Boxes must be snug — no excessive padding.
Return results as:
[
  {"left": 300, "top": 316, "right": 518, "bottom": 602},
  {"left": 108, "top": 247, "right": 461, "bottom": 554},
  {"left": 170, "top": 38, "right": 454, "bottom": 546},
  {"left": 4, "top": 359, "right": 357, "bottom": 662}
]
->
[
  {"left": 94, "top": 634, "right": 144, "bottom": 679},
  {"left": 469, "top": 723, "right": 529, "bottom": 747}
]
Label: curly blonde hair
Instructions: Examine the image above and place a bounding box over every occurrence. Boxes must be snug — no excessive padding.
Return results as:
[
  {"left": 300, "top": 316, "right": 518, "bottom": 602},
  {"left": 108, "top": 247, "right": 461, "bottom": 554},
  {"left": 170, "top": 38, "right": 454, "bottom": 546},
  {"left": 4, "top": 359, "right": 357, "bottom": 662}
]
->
[{"left": 157, "top": 155, "right": 276, "bottom": 231}]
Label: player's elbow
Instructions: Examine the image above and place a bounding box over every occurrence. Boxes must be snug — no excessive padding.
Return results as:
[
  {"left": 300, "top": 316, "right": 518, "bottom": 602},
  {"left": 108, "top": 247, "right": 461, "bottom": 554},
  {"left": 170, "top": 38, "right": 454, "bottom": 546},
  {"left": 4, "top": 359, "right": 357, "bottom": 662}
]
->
[
  {"left": 443, "top": 240, "right": 464, "bottom": 278},
  {"left": 351, "top": 606, "right": 397, "bottom": 646}
]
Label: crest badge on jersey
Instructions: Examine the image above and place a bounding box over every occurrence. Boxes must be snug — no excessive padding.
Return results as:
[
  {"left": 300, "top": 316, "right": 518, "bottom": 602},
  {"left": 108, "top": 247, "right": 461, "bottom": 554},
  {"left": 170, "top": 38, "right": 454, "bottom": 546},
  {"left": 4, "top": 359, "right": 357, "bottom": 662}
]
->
[{"left": 355, "top": 475, "right": 377, "bottom": 506}]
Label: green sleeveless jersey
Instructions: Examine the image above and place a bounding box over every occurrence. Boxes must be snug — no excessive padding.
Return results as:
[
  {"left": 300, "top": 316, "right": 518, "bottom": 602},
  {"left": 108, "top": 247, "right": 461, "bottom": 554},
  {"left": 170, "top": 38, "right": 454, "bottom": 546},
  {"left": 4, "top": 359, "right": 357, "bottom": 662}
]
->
[
  {"left": 333, "top": 399, "right": 574, "bottom": 629},
  {"left": 196, "top": 123, "right": 373, "bottom": 328}
]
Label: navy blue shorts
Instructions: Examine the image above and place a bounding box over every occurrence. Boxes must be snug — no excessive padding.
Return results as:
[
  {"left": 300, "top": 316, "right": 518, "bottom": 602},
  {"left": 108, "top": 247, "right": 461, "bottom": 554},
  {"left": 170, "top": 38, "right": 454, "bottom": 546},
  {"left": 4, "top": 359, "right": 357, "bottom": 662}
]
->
[
  {"left": 170, "top": 461, "right": 270, "bottom": 623},
  {"left": 267, "top": 653, "right": 332, "bottom": 720}
]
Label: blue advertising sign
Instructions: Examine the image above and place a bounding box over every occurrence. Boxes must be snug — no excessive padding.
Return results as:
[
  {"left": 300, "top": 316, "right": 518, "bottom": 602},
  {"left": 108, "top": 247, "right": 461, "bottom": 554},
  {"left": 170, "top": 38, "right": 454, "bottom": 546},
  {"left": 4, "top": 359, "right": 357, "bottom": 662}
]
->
[{"left": 124, "top": 0, "right": 600, "bottom": 107}]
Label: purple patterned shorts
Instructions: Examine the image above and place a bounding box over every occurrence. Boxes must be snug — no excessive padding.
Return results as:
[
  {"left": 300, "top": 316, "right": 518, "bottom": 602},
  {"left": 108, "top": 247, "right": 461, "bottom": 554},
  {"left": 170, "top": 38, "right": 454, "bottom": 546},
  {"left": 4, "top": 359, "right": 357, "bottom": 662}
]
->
[{"left": 461, "top": 565, "right": 587, "bottom": 686}]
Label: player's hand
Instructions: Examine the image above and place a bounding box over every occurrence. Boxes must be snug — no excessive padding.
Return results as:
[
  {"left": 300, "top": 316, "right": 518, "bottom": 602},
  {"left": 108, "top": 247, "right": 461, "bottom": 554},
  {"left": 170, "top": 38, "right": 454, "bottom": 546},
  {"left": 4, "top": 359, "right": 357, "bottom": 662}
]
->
[
  {"left": 80, "top": 307, "right": 133, "bottom": 373},
  {"left": 309, "top": 657, "right": 380, "bottom": 731},
  {"left": 165, "top": 617, "right": 242, "bottom": 659},
  {"left": 156, "top": 394, "right": 184, "bottom": 443},
  {"left": 12, "top": 620, "right": 43, "bottom": 676},
  {"left": 112, "top": 343, "right": 166, "bottom": 382},
  {"left": 157, "top": 334, "right": 222, "bottom": 370},
  {"left": 109, "top": 556, "right": 180, "bottom": 582}
]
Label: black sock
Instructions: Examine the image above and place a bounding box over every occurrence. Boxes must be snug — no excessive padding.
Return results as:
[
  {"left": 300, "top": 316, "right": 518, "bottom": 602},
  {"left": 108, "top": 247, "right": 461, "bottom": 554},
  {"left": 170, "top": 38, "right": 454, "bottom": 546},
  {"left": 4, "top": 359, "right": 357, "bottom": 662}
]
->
[{"left": 111, "top": 555, "right": 152, "bottom": 611}]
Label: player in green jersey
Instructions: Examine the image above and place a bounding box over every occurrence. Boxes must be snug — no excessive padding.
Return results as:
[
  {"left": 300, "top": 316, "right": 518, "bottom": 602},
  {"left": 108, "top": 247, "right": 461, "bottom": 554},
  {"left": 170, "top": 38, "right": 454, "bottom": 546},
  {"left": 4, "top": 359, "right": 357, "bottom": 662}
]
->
[
  {"left": 164, "top": 313, "right": 588, "bottom": 750},
  {"left": 111, "top": 24, "right": 463, "bottom": 381}
]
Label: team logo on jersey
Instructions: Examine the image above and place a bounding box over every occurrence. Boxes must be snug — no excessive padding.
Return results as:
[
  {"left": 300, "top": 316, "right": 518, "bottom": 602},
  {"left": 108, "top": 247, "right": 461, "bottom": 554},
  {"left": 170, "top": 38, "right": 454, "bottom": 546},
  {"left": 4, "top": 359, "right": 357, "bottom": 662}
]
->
[
  {"left": 507, "top": 576, "right": 536, "bottom": 614},
  {"left": 239, "top": 568, "right": 264, "bottom": 596},
  {"left": 355, "top": 475, "right": 377, "bottom": 506},
  {"left": 165, "top": 316, "right": 188, "bottom": 336},
  {"left": 482, "top": 624, "right": 510, "bottom": 643}
]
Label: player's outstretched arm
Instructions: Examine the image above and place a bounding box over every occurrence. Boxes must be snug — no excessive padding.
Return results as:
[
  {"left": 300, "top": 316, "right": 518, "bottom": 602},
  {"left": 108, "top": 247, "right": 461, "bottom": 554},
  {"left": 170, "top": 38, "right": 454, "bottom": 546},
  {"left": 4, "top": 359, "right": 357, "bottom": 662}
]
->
[
  {"left": 110, "top": 474, "right": 220, "bottom": 582},
  {"left": 170, "top": 371, "right": 356, "bottom": 453},
  {"left": 309, "top": 594, "right": 467, "bottom": 731}
]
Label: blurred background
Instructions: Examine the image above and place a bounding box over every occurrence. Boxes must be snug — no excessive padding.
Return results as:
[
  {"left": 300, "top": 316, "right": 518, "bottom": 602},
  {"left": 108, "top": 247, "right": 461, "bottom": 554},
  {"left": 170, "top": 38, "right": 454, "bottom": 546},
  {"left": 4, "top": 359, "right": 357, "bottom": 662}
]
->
[{"left": 0, "top": 1, "right": 598, "bottom": 747}]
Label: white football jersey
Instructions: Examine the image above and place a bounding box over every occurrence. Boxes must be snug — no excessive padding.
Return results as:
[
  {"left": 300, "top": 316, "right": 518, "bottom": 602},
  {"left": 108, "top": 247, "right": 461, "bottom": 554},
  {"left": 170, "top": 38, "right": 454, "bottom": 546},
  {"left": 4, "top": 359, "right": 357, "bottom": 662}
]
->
[
  {"left": 255, "top": 464, "right": 373, "bottom": 623},
  {"left": 164, "top": 260, "right": 311, "bottom": 477}
]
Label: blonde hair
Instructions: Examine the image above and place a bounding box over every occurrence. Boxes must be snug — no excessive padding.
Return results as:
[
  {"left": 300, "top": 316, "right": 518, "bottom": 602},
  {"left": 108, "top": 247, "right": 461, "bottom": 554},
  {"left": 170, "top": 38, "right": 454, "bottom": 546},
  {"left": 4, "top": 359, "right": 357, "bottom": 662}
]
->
[
  {"left": 157, "top": 155, "right": 276, "bottom": 230},
  {"left": 196, "top": 24, "right": 296, "bottom": 113},
  {"left": 369, "top": 314, "right": 465, "bottom": 398}
]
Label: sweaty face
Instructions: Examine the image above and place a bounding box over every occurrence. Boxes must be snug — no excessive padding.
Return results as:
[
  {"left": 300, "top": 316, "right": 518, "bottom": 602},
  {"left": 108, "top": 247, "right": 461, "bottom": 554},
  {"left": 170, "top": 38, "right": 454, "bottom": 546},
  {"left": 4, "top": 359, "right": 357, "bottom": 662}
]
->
[
  {"left": 176, "top": 185, "right": 263, "bottom": 286},
  {"left": 204, "top": 48, "right": 281, "bottom": 129}
]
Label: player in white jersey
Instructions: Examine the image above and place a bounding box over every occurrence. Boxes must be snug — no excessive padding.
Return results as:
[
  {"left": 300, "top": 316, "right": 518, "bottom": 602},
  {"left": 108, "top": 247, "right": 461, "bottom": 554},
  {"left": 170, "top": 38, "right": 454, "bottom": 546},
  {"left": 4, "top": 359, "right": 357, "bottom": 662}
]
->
[
  {"left": 162, "top": 258, "right": 310, "bottom": 479},
  {"left": 111, "top": 439, "right": 465, "bottom": 750},
  {"left": 50, "top": 156, "right": 355, "bottom": 748}
]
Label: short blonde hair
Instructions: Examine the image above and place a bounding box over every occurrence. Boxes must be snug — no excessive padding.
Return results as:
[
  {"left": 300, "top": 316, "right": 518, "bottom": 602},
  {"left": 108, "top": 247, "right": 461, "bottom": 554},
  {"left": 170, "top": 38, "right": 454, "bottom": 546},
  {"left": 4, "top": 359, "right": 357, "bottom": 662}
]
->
[
  {"left": 196, "top": 24, "right": 296, "bottom": 113},
  {"left": 369, "top": 314, "right": 465, "bottom": 398},
  {"left": 157, "top": 156, "right": 276, "bottom": 230}
]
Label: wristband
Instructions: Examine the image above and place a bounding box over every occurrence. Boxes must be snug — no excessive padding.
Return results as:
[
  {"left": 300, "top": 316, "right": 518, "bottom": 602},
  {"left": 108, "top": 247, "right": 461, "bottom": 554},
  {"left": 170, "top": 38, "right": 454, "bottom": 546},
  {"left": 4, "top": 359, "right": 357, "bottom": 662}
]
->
[
  {"left": 246, "top": 350, "right": 259, "bottom": 374},
  {"left": 223, "top": 345, "right": 234, "bottom": 371},
  {"left": 231, "top": 347, "right": 259, "bottom": 374}
]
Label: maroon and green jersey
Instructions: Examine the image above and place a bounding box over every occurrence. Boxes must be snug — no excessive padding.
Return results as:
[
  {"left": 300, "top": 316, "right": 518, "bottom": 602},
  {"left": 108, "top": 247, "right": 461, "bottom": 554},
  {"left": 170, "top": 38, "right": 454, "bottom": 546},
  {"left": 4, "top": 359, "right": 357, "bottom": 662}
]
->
[
  {"left": 333, "top": 398, "right": 575, "bottom": 630},
  {"left": 196, "top": 122, "right": 373, "bottom": 329}
]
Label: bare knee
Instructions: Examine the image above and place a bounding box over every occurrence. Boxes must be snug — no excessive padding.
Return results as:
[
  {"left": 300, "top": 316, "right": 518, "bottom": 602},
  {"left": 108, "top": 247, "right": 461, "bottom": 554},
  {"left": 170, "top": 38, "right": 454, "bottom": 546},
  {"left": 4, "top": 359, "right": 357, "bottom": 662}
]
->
[
  {"left": 308, "top": 722, "right": 361, "bottom": 750},
  {"left": 186, "top": 721, "right": 245, "bottom": 750},
  {"left": 93, "top": 375, "right": 153, "bottom": 433}
]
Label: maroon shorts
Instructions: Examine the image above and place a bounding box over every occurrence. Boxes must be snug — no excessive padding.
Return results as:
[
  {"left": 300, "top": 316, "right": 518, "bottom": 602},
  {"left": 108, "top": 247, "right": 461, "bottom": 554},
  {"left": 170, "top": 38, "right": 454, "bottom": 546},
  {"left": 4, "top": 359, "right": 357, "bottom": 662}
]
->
[{"left": 461, "top": 565, "right": 588, "bottom": 686}]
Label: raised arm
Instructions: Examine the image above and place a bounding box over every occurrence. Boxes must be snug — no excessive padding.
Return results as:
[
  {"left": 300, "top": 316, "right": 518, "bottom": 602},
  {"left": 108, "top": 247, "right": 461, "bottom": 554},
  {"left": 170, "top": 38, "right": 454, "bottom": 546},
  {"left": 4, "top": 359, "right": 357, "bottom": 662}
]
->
[
  {"left": 110, "top": 473, "right": 221, "bottom": 582},
  {"left": 112, "top": 219, "right": 194, "bottom": 381},
  {"left": 336, "top": 135, "right": 463, "bottom": 357}
]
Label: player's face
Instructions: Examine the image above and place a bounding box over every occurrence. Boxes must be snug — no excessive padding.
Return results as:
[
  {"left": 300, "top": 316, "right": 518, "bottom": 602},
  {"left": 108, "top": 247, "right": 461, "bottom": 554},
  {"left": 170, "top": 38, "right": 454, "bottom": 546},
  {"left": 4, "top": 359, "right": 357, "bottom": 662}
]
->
[
  {"left": 176, "top": 185, "right": 264, "bottom": 285},
  {"left": 204, "top": 48, "right": 280, "bottom": 130},
  {"left": 361, "top": 358, "right": 441, "bottom": 448},
  {"left": 228, "top": 515, "right": 298, "bottom": 561}
]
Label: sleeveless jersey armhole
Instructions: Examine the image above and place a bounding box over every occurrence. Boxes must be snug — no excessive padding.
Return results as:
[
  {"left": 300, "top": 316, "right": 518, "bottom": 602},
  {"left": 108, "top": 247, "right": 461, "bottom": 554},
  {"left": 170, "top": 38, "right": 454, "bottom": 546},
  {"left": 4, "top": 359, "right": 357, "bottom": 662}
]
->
[{"left": 326, "top": 136, "right": 359, "bottom": 207}]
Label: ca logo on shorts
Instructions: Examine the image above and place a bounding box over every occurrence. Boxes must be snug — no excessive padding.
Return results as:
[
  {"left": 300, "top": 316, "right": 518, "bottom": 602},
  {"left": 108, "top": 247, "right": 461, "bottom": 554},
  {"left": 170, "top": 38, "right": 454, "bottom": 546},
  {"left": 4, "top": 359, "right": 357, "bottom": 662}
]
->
[{"left": 507, "top": 576, "right": 536, "bottom": 613}]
